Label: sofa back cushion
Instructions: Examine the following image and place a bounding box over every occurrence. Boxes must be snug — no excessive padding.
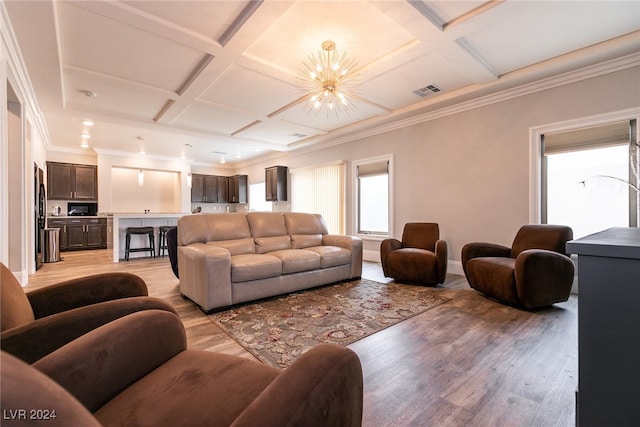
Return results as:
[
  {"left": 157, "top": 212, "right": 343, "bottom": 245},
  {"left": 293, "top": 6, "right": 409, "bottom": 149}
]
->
[
  {"left": 291, "top": 234, "right": 323, "bottom": 249},
  {"left": 255, "top": 236, "right": 291, "bottom": 254},
  {"left": 247, "top": 212, "right": 288, "bottom": 237},
  {"left": 178, "top": 214, "right": 251, "bottom": 246},
  {"left": 511, "top": 224, "right": 574, "bottom": 257},
  {"left": 284, "top": 213, "right": 328, "bottom": 235},
  {"left": 207, "top": 238, "right": 256, "bottom": 255}
]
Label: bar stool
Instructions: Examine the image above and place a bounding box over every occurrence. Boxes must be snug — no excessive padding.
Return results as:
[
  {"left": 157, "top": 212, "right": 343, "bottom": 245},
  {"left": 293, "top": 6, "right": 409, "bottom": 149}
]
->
[
  {"left": 125, "top": 227, "right": 155, "bottom": 261},
  {"left": 158, "top": 225, "right": 172, "bottom": 257}
]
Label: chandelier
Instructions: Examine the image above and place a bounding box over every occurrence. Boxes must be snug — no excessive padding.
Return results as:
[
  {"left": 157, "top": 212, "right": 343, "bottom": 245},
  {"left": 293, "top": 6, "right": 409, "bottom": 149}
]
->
[{"left": 298, "top": 41, "right": 359, "bottom": 117}]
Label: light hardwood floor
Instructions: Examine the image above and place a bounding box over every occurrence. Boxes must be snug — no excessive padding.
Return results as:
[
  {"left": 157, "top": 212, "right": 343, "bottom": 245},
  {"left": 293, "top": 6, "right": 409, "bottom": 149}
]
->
[{"left": 27, "top": 250, "right": 577, "bottom": 427}]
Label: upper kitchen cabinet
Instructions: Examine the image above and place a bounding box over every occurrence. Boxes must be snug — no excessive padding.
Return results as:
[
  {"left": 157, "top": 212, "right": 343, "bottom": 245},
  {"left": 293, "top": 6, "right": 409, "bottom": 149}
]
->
[
  {"left": 191, "top": 174, "right": 219, "bottom": 203},
  {"left": 46, "top": 162, "right": 97, "bottom": 200},
  {"left": 266, "top": 166, "right": 288, "bottom": 201},
  {"left": 229, "top": 175, "right": 247, "bottom": 204}
]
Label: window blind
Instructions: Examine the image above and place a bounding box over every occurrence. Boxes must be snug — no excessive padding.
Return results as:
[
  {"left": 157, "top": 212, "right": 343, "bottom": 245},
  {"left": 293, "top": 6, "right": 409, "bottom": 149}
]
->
[
  {"left": 290, "top": 162, "right": 345, "bottom": 234},
  {"left": 544, "top": 121, "right": 630, "bottom": 154}
]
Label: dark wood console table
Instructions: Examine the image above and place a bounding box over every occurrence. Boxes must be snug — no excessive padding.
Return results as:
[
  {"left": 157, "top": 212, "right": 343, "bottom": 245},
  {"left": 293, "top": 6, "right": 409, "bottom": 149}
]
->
[{"left": 566, "top": 227, "right": 640, "bottom": 426}]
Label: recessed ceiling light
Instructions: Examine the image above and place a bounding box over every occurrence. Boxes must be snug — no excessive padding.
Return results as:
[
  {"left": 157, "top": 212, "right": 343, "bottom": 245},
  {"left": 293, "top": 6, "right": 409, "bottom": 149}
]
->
[
  {"left": 82, "top": 119, "right": 94, "bottom": 126},
  {"left": 80, "top": 141, "right": 89, "bottom": 148},
  {"left": 80, "top": 133, "right": 90, "bottom": 139},
  {"left": 139, "top": 149, "right": 146, "bottom": 155}
]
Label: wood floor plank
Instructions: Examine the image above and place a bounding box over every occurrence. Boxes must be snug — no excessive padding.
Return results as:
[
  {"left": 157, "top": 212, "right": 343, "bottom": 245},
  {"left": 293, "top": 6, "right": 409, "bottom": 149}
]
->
[{"left": 26, "top": 250, "right": 577, "bottom": 426}]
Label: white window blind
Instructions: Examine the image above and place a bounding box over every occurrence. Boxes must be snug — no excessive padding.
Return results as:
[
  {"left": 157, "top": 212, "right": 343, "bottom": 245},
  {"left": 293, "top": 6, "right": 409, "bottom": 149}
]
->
[{"left": 290, "top": 162, "right": 345, "bottom": 234}]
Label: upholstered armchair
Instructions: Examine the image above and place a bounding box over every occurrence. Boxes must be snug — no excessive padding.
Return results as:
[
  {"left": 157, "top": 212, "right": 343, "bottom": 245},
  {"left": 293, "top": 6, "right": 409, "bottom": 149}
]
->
[
  {"left": 1, "top": 262, "right": 177, "bottom": 363},
  {"left": 462, "top": 224, "right": 575, "bottom": 309},
  {"left": 380, "top": 223, "right": 448, "bottom": 285},
  {"left": 1, "top": 310, "right": 364, "bottom": 427}
]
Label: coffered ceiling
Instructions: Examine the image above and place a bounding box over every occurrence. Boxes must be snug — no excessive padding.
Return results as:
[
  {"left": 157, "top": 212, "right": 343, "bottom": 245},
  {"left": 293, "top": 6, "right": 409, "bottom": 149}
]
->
[{"left": 5, "top": 0, "right": 640, "bottom": 166}]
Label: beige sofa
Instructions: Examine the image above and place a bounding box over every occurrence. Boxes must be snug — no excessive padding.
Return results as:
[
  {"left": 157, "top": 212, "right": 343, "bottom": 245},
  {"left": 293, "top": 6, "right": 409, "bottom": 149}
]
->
[{"left": 177, "top": 212, "right": 363, "bottom": 312}]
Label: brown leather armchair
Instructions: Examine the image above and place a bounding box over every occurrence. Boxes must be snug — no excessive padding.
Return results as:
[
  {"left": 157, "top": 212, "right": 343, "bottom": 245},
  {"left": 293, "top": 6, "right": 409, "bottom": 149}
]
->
[
  {"left": 1, "top": 310, "right": 364, "bottom": 427},
  {"left": 380, "top": 223, "right": 448, "bottom": 285},
  {"left": 1, "top": 262, "right": 177, "bottom": 363},
  {"left": 462, "top": 225, "right": 575, "bottom": 309}
]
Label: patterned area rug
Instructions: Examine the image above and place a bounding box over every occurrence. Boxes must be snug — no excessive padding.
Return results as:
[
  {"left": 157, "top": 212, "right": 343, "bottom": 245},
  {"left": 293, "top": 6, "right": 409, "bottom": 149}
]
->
[{"left": 209, "top": 279, "right": 451, "bottom": 368}]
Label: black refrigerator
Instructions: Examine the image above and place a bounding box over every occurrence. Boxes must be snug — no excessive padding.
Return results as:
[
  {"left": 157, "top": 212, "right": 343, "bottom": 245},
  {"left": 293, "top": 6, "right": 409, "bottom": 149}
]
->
[{"left": 35, "top": 164, "right": 45, "bottom": 270}]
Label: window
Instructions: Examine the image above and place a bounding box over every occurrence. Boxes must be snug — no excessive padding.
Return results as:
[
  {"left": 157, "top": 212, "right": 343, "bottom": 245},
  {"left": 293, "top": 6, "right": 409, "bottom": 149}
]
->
[
  {"left": 249, "top": 182, "right": 271, "bottom": 212},
  {"left": 290, "top": 162, "right": 345, "bottom": 234},
  {"left": 354, "top": 155, "right": 392, "bottom": 237},
  {"left": 542, "top": 120, "right": 638, "bottom": 239}
]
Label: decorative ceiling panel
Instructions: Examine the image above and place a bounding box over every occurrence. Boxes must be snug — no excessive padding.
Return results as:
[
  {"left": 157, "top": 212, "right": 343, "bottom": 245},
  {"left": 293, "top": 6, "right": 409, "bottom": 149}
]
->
[
  {"left": 199, "top": 64, "right": 300, "bottom": 115},
  {"left": 122, "top": 0, "right": 251, "bottom": 42},
  {"left": 58, "top": 1, "right": 207, "bottom": 92}
]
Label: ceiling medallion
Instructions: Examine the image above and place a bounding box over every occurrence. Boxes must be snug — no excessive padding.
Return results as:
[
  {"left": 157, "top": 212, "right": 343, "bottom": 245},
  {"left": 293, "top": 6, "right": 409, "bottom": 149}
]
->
[{"left": 298, "top": 40, "right": 359, "bottom": 117}]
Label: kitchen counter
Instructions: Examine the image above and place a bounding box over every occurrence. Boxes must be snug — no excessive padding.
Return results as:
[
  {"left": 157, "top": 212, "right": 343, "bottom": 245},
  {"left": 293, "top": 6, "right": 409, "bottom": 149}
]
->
[{"left": 112, "top": 213, "right": 190, "bottom": 262}]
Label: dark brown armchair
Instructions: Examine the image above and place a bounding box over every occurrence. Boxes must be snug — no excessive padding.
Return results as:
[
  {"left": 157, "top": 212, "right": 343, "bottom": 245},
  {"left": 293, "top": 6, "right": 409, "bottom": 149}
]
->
[
  {"left": 462, "top": 224, "right": 575, "bottom": 309},
  {"left": 1, "top": 310, "right": 364, "bottom": 427},
  {"left": 380, "top": 223, "right": 448, "bottom": 285},
  {"left": 1, "top": 262, "right": 177, "bottom": 363}
]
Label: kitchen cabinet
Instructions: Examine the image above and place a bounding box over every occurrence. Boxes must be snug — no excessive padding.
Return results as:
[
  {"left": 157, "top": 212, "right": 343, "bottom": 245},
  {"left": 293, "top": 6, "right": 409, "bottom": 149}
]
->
[
  {"left": 265, "top": 166, "right": 287, "bottom": 201},
  {"left": 46, "top": 217, "right": 106, "bottom": 251},
  {"left": 46, "top": 162, "right": 97, "bottom": 200},
  {"left": 229, "top": 175, "right": 247, "bottom": 203},
  {"left": 192, "top": 174, "right": 228, "bottom": 203},
  {"left": 217, "top": 176, "right": 229, "bottom": 203}
]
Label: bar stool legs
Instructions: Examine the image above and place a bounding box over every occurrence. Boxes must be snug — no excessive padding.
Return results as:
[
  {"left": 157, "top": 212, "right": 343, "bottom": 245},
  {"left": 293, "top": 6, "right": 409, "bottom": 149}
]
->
[
  {"left": 124, "top": 227, "right": 155, "bottom": 261},
  {"left": 158, "top": 226, "right": 171, "bottom": 257}
]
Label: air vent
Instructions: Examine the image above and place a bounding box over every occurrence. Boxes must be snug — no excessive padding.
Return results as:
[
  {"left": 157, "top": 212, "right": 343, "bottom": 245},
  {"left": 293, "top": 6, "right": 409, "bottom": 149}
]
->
[
  {"left": 290, "top": 133, "right": 308, "bottom": 138},
  {"left": 413, "top": 84, "right": 441, "bottom": 98}
]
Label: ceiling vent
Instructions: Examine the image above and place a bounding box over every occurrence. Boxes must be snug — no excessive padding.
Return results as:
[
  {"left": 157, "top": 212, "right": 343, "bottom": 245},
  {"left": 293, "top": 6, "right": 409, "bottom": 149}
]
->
[
  {"left": 413, "top": 84, "right": 441, "bottom": 98},
  {"left": 290, "top": 132, "right": 308, "bottom": 138}
]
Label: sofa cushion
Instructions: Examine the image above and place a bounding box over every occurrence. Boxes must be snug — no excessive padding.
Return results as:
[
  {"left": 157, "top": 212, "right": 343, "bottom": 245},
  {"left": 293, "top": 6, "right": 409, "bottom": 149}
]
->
[
  {"left": 95, "top": 350, "right": 280, "bottom": 427},
  {"left": 247, "top": 212, "right": 288, "bottom": 238},
  {"left": 208, "top": 238, "right": 255, "bottom": 256},
  {"left": 255, "top": 235, "right": 291, "bottom": 254},
  {"left": 231, "top": 254, "right": 282, "bottom": 283},
  {"left": 466, "top": 257, "right": 519, "bottom": 305},
  {"left": 268, "top": 249, "right": 321, "bottom": 274},
  {"left": 307, "top": 246, "right": 352, "bottom": 268},
  {"left": 178, "top": 213, "right": 251, "bottom": 245},
  {"left": 291, "top": 234, "right": 323, "bottom": 249},
  {"left": 284, "top": 213, "right": 328, "bottom": 235}
]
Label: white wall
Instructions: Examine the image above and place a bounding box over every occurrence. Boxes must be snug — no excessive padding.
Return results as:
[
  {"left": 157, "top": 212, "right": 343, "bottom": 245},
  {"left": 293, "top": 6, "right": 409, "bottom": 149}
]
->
[{"left": 110, "top": 167, "right": 181, "bottom": 213}]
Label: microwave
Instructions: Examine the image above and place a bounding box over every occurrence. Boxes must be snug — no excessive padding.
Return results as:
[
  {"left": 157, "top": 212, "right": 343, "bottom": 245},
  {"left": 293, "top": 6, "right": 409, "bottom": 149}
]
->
[{"left": 68, "top": 202, "right": 98, "bottom": 216}]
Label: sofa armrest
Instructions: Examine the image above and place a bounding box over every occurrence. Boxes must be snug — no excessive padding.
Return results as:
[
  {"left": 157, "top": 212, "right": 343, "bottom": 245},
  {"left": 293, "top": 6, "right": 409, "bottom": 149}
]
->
[
  {"left": 232, "top": 344, "right": 363, "bottom": 427},
  {"left": 26, "top": 272, "right": 148, "bottom": 319},
  {"left": 323, "top": 235, "right": 363, "bottom": 278},
  {"left": 380, "top": 238, "right": 401, "bottom": 276},
  {"left": 1, "top": 297, "right": 177, "bottom": 364},
  {"left": 178, "top": 243, "right": 233, "bottom": 311},
  {"left": 515, "top": 249, "right": 575, "bottom": 309},
  {"left": 33, "top": 310, "right": 186, "bottom": 413},
  {"left": 435, "top": 239, "right": 448, "bottom": 284}
]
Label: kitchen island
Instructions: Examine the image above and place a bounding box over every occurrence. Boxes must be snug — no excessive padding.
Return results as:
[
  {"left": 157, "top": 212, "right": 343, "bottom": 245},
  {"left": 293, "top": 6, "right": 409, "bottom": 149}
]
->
[{"left": 111, "top": 213, "right": 189, "bottom": 262}]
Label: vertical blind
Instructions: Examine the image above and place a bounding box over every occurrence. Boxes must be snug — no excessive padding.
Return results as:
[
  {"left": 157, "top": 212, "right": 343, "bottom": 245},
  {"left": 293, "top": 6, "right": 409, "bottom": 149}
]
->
[{"left": 290, "top": 162, "right": 345, "bottom": 234}]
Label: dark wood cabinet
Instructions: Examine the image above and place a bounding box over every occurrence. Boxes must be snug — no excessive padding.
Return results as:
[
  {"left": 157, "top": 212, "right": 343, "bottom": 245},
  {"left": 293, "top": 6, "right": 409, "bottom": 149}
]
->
[
  {"left": 229, "top": 175, "right": 247, "bottom": 203},
  {"left": 191, "top": 174, "right": 205, "bottom": 202},
  {"left": 190, "top": 174, "right": 246, "bottom": 204},
  {"left": 265, "top": 166, "right": 287, "bottom": 201},
  {"left": 217, "top": 176, "right": 229, "bottom": 203},
  {"left": 191, "top": 174, "right": 227, "bottom": 203},
  {"left": 47, "top": 217, "right": 106, "bottom": 251},
  {"left": 46, "top": 162, "right": 97, "bottom": 200}
]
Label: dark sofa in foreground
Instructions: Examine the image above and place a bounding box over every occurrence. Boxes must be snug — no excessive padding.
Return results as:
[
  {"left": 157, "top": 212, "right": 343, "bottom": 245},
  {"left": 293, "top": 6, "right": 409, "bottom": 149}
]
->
[{"left": 1, "top": 310, "right": 364, "bottom": 427}]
